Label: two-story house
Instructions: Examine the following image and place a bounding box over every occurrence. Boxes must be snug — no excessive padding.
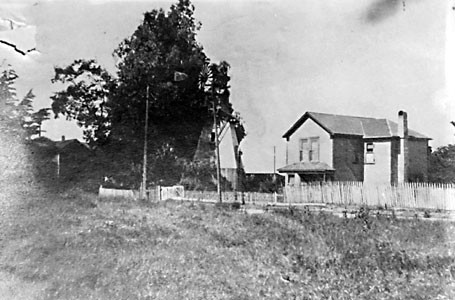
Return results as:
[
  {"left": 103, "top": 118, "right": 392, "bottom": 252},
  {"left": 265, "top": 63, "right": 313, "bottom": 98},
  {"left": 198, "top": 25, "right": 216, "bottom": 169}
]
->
[{"left": 278, "top": 111, "right": 430, "bottom": 185}]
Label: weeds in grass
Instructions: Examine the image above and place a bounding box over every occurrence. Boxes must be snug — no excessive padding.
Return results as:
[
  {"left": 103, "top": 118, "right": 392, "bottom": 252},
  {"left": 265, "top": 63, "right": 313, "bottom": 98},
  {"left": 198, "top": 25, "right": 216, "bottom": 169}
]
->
[{"left": 0, "top": 191, "right": 454, "bottom": 299}]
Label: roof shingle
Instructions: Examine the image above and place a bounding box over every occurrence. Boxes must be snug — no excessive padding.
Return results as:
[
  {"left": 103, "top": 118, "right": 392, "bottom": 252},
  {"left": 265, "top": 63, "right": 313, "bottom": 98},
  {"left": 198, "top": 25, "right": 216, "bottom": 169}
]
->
[{"left": 283, "top": 112, "right": 429, "bottom": 139}]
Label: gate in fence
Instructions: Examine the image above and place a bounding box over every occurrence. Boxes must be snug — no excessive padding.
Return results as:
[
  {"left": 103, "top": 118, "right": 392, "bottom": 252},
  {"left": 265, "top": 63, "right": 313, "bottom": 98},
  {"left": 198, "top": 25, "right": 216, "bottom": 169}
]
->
[{"left": 160, "top": 185, "right": 184, "bottom": 200}]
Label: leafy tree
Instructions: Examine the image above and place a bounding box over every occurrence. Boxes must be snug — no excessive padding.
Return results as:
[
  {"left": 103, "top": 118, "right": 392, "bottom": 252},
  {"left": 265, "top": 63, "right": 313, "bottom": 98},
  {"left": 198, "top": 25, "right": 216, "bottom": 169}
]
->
[
  {"left": 51, "top": 59, "right": 114, "bottom": 145},
  {"left": 428, "top": 144, "right": 455, "bottom": 183},
  {"left": 110, "top": 0, "right": 214, "bottom": 159},
  {"left": 50, "top": 0, "right": 245, "bottom": 186},
  {"left": 179, "top": 160, "right": 219, "bottom": 191}
]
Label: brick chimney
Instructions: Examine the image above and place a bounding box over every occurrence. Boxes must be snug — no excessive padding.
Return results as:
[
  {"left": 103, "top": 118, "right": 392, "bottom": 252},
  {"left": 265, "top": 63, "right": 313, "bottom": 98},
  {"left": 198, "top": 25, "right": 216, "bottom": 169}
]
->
[{"left": 397, "top": 111, "right": 408, "bottom": 183}]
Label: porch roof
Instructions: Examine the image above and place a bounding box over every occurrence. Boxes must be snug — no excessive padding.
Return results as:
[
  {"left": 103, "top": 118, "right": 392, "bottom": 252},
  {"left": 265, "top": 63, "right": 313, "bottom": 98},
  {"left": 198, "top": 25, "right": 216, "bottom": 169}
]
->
[{"left": 277, "top": 161, "right": 335, "bottom": 174}]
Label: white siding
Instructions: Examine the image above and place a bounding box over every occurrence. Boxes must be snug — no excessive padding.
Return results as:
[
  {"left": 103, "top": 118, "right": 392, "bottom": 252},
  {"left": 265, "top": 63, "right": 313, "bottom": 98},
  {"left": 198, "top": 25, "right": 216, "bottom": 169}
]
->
[
  {"left": 364, "top": 141, "right": 391, "bottom": 184},
  {"left": 219, "top": 124, "right": 237, "bottom": 169},
  {"left": 287, "top": 119, "right": 333, "bottom": 167}
]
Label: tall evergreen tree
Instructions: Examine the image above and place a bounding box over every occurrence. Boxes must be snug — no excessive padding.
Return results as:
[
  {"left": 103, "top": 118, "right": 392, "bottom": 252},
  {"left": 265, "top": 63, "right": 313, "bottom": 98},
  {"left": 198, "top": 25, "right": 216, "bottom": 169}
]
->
[{"left": 0, "top": 68, "right": 35, "bottom": 183}]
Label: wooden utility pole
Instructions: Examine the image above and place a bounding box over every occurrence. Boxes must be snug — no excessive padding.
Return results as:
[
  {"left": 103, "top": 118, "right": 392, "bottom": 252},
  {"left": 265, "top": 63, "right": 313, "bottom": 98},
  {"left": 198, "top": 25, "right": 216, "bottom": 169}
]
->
[
  {"left": 141, "top": 84, "right": 150, "bottom": 199},
  {"left": 56, "top": 153, "right": 60, "bottom": 178},
  {"left": 213, "top": 101, "right": 222, "bottom": 203},
  {"left": 273, "top": 146, "right": 277, "bottom": 183}
]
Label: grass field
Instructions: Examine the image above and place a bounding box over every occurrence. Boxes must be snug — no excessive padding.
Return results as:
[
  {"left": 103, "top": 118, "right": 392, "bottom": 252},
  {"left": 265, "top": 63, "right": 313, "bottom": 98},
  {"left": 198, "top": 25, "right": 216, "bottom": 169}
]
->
[{"left": 1, "top": 186, "right": 455, "bottom": 299}]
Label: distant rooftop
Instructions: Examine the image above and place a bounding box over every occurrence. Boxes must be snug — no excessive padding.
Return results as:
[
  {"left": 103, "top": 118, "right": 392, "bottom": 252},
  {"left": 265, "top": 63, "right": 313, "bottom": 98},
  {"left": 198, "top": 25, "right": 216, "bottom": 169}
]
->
[{"left": 31, "top": 136, "right": 90, "bottom": 151}]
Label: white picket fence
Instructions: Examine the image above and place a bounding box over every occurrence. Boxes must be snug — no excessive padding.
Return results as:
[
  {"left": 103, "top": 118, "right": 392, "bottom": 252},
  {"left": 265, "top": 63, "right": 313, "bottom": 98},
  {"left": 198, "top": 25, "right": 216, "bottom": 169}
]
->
[
  {"left": 98, "top": 185, "right": 191, "bottom": 201},
  {"left": 184, "top": 190, "right": 282, "bottom": 204},
  {"left": 284, "top": 182, "right": 455, "bottom": 210},
  {"left": 99, "top": 182, "right": 455, "bottom": 210},
  {"left": 98, "top": 185, "right": 277, "bottom": 203},
  {"left": 98, "top": 185, "right": 159, "bottom": 201},
  {"left": 160, "top": 185, "right": 185, "bottom": 200},
  {"left": 98, "top": 185, "right": 138, "bottom": 200}
]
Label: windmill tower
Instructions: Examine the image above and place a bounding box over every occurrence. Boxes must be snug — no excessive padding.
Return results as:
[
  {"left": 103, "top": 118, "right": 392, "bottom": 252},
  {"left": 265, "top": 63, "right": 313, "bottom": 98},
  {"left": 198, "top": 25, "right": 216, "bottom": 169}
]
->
[{"left": 194, "top": 61, "right": 244, "bottom": 194}]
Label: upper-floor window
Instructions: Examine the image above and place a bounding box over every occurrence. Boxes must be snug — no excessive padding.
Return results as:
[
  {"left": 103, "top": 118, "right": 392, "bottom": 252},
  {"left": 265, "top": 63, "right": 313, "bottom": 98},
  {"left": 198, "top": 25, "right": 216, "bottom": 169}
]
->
[
  {"left": 299, "top": 137, "right": 320, "bottom": 162},
  {"left": 365, "top": 142, "right": 375, "bottom": 164}
]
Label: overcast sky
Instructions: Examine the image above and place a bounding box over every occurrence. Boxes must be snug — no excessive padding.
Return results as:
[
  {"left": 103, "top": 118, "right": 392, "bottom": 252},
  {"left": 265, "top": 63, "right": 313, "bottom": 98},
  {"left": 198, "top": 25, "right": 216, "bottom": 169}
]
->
[{"left": 0, "top": 0, "right": 453, "bottom": 172}]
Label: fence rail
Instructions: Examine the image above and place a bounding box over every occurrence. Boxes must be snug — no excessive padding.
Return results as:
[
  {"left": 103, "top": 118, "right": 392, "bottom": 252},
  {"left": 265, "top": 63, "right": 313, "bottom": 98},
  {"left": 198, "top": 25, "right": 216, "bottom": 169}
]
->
[
  {"left": 284, "top": 182, "right": 455, "bottom": 210},
  {"left": 99, "top": 186, "right": 138, "bottom": 200},
  {"left": 184, "top": 190, "right": 282, "bottom": 204},
  {"left": 98, "top": 186, "right": 160, "bottom": 201},
  {"left": 98, "top": 186, "right": 279, "bottom": 204},
  {"left": 99, "top": 182, "right": 455, "bottom": 210}
]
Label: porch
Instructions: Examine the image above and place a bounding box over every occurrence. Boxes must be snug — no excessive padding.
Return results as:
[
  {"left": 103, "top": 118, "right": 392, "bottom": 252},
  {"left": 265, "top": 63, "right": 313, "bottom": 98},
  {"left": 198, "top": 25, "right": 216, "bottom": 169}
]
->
[{"left": 277, "top": 161, "right": 335, "bottom": 185}]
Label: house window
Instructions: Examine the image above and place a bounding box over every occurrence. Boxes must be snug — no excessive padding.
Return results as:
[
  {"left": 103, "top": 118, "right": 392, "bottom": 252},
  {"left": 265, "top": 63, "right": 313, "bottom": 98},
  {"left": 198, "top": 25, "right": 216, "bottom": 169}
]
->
[
  {"left": 299, "top": 138, "right": 308, "bottom": 161},
  {"left": 299, "top": 137, "right": 320, "bottom": 162},
  {"left": 353, "top": 153, "right": 358, "bottom": 164},
  {"left": 365, "top": 142, "right": 375, "bottom": 164},
  {"left": 288, "top": 174, "right": 294, "bottom": 185},
  {"left": 310, "top": 137, "right": 320, "bottom": 161}
]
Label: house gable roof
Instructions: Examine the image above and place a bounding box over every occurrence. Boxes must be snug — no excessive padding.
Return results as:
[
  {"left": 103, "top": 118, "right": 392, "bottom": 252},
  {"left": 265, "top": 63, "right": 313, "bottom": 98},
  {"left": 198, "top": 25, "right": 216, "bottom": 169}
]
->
[
  {"left": 282, "top": 112, "right": 430, "bottom": 140},
  {"left": 30, "top": 136, "right": 55, "bottom": 147}
]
